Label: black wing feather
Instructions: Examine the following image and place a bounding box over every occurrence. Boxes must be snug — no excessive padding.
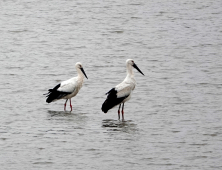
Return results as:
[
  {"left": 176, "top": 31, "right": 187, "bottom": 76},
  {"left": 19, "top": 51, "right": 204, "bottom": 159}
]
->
[
  {"left": 44, "top": 83, "right": 71, "bottom": 103},
  {"left": 101, "top": 88, "right": 128, "bottom": 113}
]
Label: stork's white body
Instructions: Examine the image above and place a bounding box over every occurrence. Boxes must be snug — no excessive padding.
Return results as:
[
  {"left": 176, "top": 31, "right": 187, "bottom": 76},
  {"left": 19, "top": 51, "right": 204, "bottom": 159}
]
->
[
  {"left": 55, "top": 72, "right": 84, "bottom": 101},
  {"left": 114, "top": 71, "right": 136, "bottom": 105}
]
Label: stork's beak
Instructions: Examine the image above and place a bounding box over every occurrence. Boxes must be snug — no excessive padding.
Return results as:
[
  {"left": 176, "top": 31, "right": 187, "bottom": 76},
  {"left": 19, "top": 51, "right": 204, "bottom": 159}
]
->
[
  {"left": 133, "top": 63, "right": 144, "bottom": 76},
  {"left": 80, "top": 68, "right": 88, "bottom": 79}
]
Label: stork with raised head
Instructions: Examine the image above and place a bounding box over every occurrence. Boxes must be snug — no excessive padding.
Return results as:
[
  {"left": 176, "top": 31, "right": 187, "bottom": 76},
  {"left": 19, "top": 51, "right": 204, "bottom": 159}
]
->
[
  {"left": 101, "top": 59, "right": 144, "bottom": 120},
  {"left": 44, "top": 62, "right": 88, "bottom": 111}
]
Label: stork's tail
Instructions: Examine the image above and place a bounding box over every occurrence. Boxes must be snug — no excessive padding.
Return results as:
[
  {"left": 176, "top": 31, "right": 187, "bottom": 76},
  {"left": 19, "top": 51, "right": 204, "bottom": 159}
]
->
[
  {"left": 101, "top": 100, "right": 109, "bottom": 113},
  {"left": 44, "top": 89, "right": 71, "bottom": 103},
  {"left": 43, "top": 89, "right": 55, "bottom": 103}
]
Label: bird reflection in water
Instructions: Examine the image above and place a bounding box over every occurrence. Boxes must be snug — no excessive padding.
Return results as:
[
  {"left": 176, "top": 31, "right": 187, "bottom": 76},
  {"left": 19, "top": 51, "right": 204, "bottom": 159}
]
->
[
  {"left": 47, "top": 110, "right": 88, "bottom": 122},
  {"left": 102, "top": 119, "right": 138, "bottom": 133}
]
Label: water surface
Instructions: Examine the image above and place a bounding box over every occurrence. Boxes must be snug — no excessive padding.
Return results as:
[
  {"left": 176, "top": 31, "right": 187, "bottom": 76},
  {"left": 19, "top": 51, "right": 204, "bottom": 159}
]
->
[{"left": 0, "top": 0, "right": 222, "bottom": 169}]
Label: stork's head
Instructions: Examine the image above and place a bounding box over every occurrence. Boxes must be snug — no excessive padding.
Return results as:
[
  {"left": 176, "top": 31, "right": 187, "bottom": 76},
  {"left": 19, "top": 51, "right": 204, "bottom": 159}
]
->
[
  {"left": 75, "top": 62, "right": 88, "bottom": 79},
  {"left": 126, "top": 59, "right": 144, "bottom": 76}
]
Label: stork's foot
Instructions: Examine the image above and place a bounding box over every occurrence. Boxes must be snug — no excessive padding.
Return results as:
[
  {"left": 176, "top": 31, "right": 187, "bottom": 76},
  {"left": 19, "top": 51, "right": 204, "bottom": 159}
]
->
[
  {"left": 121, "top": 103, "right": 125, "bottom": 121},
  {"left": 64, "top": 99, "right": 68, "bottom": 111},
  {"left": 64, "top": 104, "right": 66, "bottom": 111},
  {"left": 122, "top": 110, "right": 124, "bottom": 121},
  {"left": 69, "top": 99, "right": 72, "bottom": 112}
]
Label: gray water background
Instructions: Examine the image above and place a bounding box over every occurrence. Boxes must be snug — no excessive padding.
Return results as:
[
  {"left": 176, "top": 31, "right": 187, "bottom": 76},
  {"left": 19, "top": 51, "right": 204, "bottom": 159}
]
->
[{"left": 0, "top": 0, "right": 222, "bottom": 169}]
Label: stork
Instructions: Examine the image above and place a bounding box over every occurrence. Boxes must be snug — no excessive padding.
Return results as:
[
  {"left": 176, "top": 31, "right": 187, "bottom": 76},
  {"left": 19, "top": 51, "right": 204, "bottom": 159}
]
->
[
  {"left": 44, "top": 62, "right": 88, "bottom": 111},
  {"left": 101, "top": 59, "right": 144, "bottom": 120}
]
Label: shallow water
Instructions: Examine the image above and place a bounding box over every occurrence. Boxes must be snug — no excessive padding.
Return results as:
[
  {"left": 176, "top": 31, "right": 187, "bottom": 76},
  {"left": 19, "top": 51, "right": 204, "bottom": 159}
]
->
[{"left": 1, "top": 0, "right": 222, "bottom": 169}]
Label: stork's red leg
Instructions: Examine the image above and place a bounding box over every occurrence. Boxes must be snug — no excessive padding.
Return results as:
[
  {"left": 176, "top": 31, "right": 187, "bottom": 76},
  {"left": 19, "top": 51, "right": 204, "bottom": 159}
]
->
[
  {"left": 64, "top": 99, "right": 68, "bottom": 111},
  {"left": 70, "top": 99, "right": 72, "bottom": 112},
  {"left": 118, "top": 104, "right": 121, "bottom": 120},
  {"left": 122, "top": 103, "right": 124, "bottom": 121}
]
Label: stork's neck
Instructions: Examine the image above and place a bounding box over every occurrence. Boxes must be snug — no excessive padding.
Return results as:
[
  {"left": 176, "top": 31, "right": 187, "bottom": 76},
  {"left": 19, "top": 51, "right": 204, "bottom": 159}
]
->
[
  {"left": 126, "top": 64, "right": 134, "bottom": 78},
  {"left": 77, "top": 68, "right": 84, "bottom": 80}
]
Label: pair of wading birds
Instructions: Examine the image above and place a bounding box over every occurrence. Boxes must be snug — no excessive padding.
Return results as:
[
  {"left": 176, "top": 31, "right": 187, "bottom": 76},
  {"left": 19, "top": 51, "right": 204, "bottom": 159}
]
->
[{"left": 44, "top": 59, "right": 144, "bottom": 120}]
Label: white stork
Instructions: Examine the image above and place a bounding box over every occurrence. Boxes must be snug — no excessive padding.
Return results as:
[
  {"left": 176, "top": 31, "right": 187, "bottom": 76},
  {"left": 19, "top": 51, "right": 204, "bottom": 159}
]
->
[
  {"left": 101, "top": 59, "right": 144, "bottom": 120},
  {"left": 44, "top": 62, "right": 88, "bottom": 111}
]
